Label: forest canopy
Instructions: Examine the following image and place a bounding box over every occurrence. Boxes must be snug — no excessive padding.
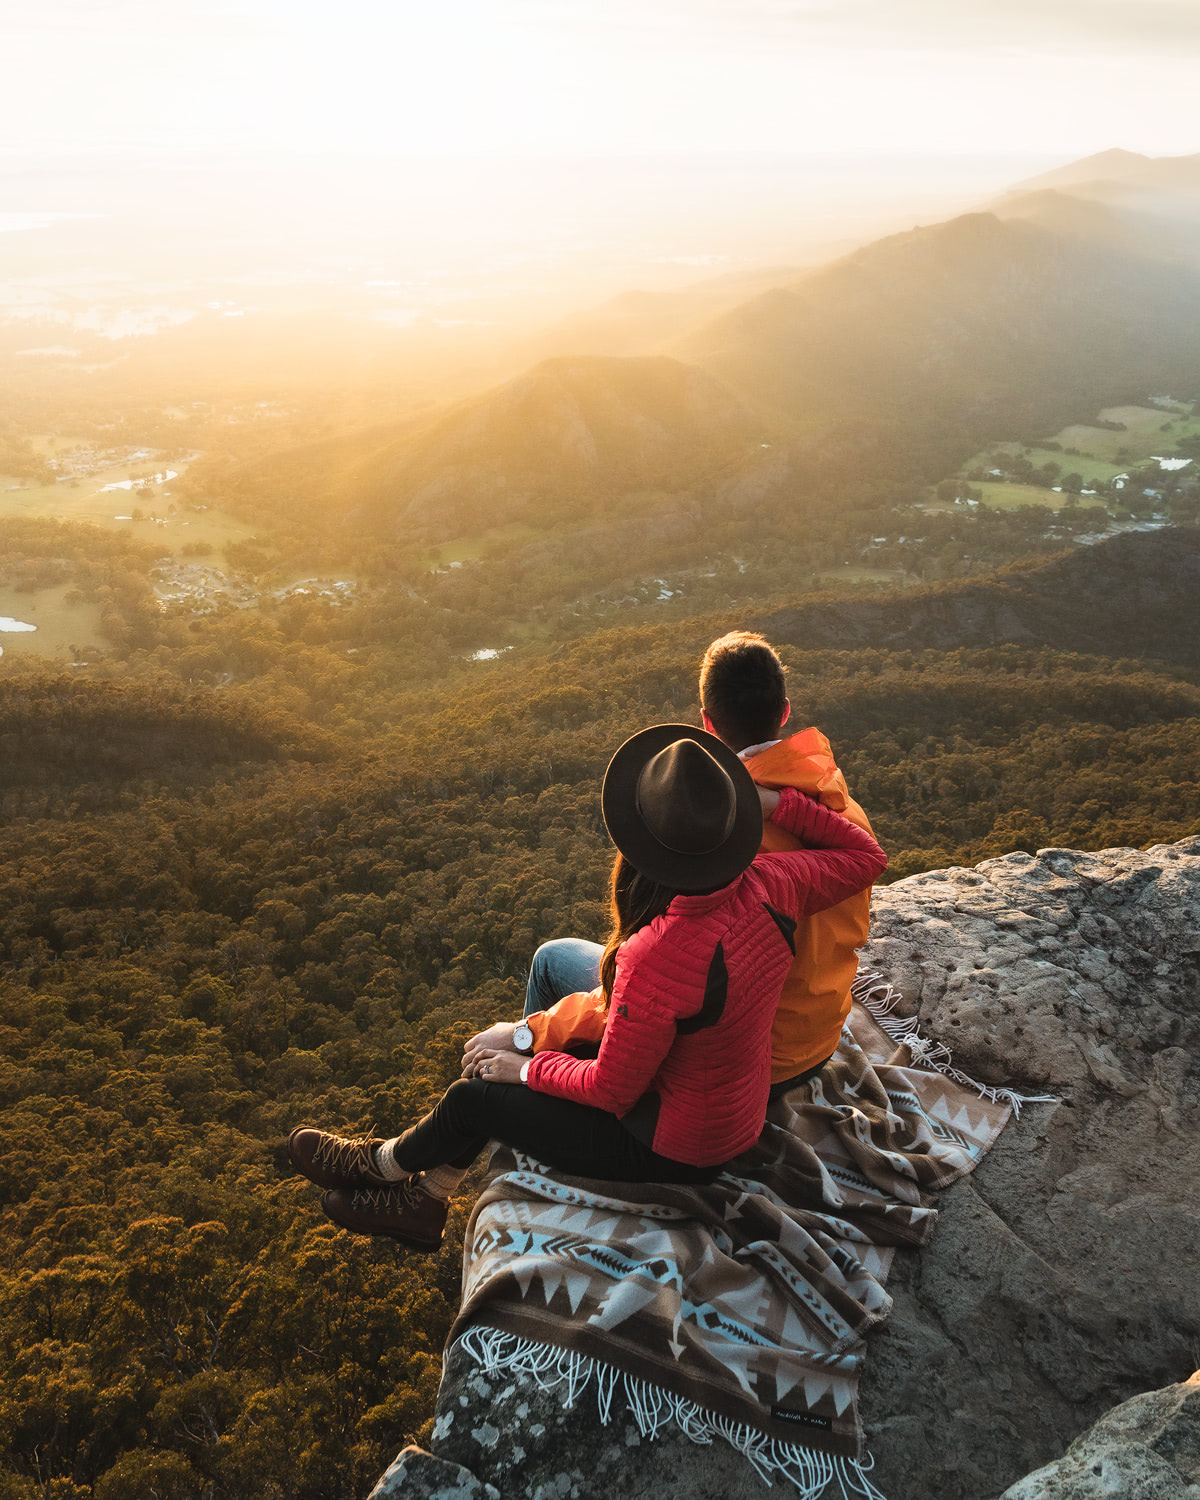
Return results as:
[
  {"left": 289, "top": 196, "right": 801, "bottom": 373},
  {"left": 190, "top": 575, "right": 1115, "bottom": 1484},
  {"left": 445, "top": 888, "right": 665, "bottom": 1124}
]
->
[{"left": 2, "top": 560, "right": 1199, "bottom": 1496}]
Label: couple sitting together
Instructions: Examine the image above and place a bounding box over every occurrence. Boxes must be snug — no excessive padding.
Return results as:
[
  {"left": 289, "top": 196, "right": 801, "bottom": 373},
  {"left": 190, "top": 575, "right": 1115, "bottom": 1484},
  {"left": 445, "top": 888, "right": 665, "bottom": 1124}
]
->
[{"left": 287, "top": 631, "right": 886, "bottom": 1251}]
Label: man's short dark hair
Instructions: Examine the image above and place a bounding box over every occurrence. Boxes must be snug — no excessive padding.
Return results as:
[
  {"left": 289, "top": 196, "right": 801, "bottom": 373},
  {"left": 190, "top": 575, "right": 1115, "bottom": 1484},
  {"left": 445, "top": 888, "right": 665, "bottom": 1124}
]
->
[{"left": 699, "top": 631, "right": 788, "bottom": 751}]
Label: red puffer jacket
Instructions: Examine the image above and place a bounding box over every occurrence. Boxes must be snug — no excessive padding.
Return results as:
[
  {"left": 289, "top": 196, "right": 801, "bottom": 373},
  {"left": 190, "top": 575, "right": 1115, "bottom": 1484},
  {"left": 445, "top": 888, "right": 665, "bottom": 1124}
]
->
[{"left": 526, "top": 787, "right": 887, "bottom": 1165}]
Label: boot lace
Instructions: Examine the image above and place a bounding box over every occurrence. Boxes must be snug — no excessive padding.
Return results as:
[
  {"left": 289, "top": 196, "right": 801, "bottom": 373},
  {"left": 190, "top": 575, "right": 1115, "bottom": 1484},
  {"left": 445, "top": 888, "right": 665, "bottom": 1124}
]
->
[
  {"left": 348, "top": 1178, "right": 426, "bottom": 1213},
  {"left": 400, "top": 1177, "right": 429, "bottom": 1211},
  {"left": 314, "top": 1127, "right": 381, "bottom": 1180}
]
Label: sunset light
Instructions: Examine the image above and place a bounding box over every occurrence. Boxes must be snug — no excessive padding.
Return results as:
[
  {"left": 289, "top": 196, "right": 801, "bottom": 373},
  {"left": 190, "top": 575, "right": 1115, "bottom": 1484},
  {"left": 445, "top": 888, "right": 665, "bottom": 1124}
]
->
[{"left": 2, "top": 4, "right": 1199, "bottom": 1500}]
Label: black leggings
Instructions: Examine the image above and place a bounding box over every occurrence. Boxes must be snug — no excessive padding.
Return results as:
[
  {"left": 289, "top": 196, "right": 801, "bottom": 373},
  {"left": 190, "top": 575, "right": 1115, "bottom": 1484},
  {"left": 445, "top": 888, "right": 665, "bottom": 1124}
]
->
[{"left": 391, "top": 1079, "right": 720, "bottom": 1186}]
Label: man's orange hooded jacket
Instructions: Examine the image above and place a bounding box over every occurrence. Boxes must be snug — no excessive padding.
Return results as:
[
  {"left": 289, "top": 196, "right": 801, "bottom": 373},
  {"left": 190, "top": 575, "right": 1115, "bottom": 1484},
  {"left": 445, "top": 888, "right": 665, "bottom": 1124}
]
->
[{"left": 525, "top": 728, "right": 876, "bottom": 1083}]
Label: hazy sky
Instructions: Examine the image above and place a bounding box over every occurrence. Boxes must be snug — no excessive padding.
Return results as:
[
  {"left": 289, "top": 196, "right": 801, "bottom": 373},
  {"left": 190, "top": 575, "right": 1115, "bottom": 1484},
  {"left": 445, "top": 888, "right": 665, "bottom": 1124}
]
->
[{"left": 3, "top": 0, "right": 1198, "bottom": 161}]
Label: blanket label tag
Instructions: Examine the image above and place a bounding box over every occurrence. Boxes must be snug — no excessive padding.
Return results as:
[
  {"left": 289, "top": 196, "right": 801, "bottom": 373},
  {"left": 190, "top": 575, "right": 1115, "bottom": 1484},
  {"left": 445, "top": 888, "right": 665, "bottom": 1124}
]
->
[{"left": 771, "top": 1406, "right": 831, "bottom": 1430}]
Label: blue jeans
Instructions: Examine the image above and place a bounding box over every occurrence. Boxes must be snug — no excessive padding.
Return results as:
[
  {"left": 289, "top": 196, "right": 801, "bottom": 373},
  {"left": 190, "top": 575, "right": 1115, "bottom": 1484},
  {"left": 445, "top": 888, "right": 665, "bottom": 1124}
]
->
[{"left": 523, "top": 938, "right": 603, "bottom": 1017}]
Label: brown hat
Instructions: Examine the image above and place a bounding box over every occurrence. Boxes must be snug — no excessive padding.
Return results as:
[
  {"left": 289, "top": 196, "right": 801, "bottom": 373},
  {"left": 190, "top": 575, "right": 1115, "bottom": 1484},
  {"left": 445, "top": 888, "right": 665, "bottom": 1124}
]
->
[{"left": 601, "top": 724, "right": 763, "bottom": 891}]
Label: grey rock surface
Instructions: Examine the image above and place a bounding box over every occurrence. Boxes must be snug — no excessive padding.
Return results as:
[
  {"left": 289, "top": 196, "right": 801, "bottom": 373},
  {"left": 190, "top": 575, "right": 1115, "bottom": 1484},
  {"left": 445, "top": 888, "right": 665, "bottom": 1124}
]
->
[
  {"left": 424, "top": 1341, "right": 768, "bottom": 1500},
  {"left": 383, "top": 837, "right": 1200, "bottom": 1500},
  {"left": 999, "top": 1371, "right": 1200, "bottom": 1499},
  {"left": 368, "top": 1444, "right": 501, "bottom": 1500},
  {"left": 858, "top": 836, "right": 1200, "bottom": 1499}
]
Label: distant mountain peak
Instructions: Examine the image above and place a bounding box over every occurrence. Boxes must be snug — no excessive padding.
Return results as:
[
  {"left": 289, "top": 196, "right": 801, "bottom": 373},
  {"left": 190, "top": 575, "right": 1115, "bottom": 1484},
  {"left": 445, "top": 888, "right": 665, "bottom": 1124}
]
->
[
  {"left": 1011, "top": 147, "right": 1200, "bottom": 195},
  {"left": 676, "top": 201, "right": 1200, "bottom": 434},
  {"left": 351, "top": 353, "right": 767, "bottom": 538}
]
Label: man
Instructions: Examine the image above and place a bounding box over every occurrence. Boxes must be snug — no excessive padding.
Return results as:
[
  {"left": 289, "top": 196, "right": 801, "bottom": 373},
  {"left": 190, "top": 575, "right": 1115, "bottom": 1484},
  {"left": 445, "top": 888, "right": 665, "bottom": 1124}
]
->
[{"left": 462, "top": 631, "right": 877, "bottom": 1099}]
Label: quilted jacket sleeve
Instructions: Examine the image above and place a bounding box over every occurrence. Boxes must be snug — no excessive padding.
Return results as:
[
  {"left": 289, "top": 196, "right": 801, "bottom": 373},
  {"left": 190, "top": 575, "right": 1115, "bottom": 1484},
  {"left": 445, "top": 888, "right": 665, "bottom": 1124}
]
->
[
  {"left": 525, "top": 924, "right": 700, "bottom": 1113},
  {"left": 756, "top": 785, "right": 887, "bottom": 920}
]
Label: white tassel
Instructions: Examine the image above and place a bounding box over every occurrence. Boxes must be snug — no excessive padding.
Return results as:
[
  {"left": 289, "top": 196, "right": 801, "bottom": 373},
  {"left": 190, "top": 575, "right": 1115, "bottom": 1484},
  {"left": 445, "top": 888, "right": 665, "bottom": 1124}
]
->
[
  {"left": 451, "top": 1327, "right": 885, "bottom": 1498},
  {"left": 851, "top": 969, "right": 1057, "bottom": 1117}
]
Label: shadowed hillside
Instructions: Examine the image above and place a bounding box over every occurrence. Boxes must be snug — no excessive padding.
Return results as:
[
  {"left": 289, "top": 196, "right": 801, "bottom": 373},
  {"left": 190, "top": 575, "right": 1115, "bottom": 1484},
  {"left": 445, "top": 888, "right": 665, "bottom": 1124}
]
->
[
  {"left": 989, "top": 189, "right": 1200, "bottom": 269},
  {"left": 754, "top": 528, "right": 1200, "bottom": 668},
  {"left": 0, "top": 678, "right": 333, "bottom": 808},
  {"left": 679, "top": 213, "right": 1200, "bottom": 435}
]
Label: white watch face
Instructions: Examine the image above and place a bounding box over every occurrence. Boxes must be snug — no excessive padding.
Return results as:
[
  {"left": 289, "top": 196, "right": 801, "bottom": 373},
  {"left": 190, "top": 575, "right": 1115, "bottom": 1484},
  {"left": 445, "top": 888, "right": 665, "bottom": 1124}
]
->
[{"left": 513, "top": 1022, "right": 534, "bottom": 1053}]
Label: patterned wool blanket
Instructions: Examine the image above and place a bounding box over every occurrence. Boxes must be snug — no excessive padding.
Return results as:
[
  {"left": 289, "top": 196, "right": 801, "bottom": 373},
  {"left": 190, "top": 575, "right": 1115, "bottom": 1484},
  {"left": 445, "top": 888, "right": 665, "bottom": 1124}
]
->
[{"left": 448, "top": 974, "right": 1039, "bottom": 1495}]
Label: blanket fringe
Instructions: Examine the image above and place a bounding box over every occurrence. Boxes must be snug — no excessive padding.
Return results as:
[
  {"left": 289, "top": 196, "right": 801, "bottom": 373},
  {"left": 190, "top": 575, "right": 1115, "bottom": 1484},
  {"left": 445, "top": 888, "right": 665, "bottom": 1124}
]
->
[
  {"left": 455, "top": 1325, "right": 888, "bottom": 1498},
  {"left": 851, "top": 969, "right": 1056, "bottom": 1118}
]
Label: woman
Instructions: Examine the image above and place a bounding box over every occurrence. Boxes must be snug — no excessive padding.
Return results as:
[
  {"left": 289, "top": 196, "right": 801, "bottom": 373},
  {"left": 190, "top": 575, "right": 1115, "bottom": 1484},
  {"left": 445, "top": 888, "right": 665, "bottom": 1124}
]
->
[{"left": 287, "top": 724, "right": 886, "bottom": 1251}]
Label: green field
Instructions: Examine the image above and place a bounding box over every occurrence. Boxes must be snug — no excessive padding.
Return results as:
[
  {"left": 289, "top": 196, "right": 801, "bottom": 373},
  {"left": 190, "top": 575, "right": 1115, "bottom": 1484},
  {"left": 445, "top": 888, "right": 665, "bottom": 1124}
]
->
[
  {"left": 1045, "top": 406, "right": 1200, "bottom": 464},
  {"left": 974, "top": 483, "right": 1107, "bottom": 511},
  {"left": 1011, "top": 448, "right": 1124, "bottom": 484},
  {"left": 963, "top": 405, "right": 1200, "bottom": 481},
  {"left": 0, "top": 584, "right": 105, "bottom": 661},
  {"left": 963, "top": 446, "right": 1125, "bottom": 484},
  {"left": 0, "top": 456, "right": 255, "bottom": 556}
]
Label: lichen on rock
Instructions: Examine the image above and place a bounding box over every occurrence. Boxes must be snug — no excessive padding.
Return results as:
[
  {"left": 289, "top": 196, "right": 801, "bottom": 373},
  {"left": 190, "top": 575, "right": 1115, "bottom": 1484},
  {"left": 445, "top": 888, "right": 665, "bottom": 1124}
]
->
[{"left": 999, "top": 1371, "right": 1200, "bottom": 1499}]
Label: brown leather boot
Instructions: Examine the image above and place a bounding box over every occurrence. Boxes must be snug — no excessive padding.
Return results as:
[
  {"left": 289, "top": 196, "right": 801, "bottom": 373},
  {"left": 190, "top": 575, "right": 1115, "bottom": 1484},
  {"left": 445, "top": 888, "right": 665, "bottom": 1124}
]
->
[
  {"left": 287, "top": 1126, "right": 393, "bottom": 1191},
  {"left": 320, "top": 1178, "right": 448, "bottom": 1251}
]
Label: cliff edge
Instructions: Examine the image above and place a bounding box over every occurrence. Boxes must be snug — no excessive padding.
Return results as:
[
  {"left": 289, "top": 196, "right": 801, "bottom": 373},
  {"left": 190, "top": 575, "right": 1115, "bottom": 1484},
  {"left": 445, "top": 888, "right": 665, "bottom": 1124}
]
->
[{"left": 372, "top": 836, "right": 1200, "bottom": 1500}]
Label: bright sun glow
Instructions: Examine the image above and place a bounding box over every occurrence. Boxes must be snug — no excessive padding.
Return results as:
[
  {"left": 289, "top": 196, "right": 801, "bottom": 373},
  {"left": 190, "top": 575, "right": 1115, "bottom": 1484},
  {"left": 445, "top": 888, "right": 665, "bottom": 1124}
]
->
[{"left": 2, "top": 0, "right": 1199, "bottom": 159}]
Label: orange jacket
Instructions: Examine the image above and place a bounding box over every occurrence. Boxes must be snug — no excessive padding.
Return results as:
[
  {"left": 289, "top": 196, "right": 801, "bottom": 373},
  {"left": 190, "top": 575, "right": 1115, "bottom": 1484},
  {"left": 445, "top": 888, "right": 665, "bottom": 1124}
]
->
[
  {"left": 745, "top": 730, "right": 875, "bottom": 1079},
  {"left": 525, "top": 728, "right": 876, "bottom": 1082}
]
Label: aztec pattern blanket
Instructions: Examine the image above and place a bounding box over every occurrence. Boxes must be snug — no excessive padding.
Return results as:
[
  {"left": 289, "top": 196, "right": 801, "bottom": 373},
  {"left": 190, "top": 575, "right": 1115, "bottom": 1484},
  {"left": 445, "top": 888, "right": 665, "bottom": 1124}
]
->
[{"left": 449, "top": 973, "right": 1039, "bottom": 1494}]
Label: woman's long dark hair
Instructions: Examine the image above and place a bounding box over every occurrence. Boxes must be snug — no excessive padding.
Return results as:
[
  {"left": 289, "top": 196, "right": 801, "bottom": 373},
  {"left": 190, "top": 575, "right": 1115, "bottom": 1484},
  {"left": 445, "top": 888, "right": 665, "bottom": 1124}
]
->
[{"left": 598, "top": 853, "right": 678, "bottom": 1006}]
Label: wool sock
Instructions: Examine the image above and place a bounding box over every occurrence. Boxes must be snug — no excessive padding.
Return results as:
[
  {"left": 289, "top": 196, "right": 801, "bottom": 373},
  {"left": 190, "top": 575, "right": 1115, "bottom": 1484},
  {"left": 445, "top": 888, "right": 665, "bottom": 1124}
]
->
[
  {"left": 418, "top": 1164, "right": 469, "bottom": 1202},
  {"left": 372, "top": 1138, "right": 411, "bottom": 1182}
]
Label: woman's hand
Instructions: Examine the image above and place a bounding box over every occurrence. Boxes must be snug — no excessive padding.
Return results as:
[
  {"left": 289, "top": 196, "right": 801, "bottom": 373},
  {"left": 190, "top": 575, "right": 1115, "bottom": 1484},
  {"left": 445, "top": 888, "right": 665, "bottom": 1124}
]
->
[
  {"left": 462, "top": 1022, "right": 517, "bottom": 1078},
  {"left": 757, "top": 785, "right": 781, "bottom": 817},
  {"left": 469, "top": 1049, "right": 526, "bottom": 1085}
]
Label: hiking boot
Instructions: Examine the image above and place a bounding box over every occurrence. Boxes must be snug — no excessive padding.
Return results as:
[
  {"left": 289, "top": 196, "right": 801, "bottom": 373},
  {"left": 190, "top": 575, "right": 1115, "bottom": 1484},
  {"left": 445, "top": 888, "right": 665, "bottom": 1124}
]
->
[
  {"left": 287, "top": 1125, "right": 392, "bottom": 1191},
  {"left": 320, "top": 1178, "right": 448, "bottom": 1252}
]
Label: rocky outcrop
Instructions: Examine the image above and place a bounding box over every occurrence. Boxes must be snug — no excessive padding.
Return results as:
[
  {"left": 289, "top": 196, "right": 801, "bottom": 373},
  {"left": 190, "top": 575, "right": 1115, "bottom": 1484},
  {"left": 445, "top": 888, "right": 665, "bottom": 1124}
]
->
[
  {"left": 377, "top": 836, "right": 1200, "bottom": 1500},
  {"left": 1000, "top": 1371, "right": 1200, "bottom": 1499},
  {"left": 855, "top": 836, "right": 1200, "bottom": 1499}
]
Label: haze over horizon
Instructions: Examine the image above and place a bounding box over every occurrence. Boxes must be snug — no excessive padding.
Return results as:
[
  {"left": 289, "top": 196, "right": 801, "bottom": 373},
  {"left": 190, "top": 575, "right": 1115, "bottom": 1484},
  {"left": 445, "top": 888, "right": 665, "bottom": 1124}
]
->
[
  {"left": 2, "top": 1, "right": 1198, "bottom": 310},
  {"left": 5, "top": 0, "right": 1200, "bottom": 160}
]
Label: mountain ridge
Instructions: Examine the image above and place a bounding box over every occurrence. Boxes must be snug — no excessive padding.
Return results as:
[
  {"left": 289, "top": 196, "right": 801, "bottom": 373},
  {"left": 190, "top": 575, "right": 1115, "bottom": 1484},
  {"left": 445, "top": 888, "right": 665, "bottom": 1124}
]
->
[
  {"left": 677, "top": 210, "right": 1200, "bottom": 434},
  {"left": 753, "top": 528, "right": 1200, "bottom": 668},
  {"left": 1010, "top": 147, "right": 1200, "bottom": 196},
  {"left": 349, "top": 354, "right": 768, "bottom": 538}
]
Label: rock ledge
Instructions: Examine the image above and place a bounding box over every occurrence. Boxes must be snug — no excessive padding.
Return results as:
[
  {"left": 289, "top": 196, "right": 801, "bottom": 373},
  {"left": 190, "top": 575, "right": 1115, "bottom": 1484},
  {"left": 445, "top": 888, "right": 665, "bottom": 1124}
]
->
[{"left": 377, "top": 838, "right": 1200, "bottom": 1500}]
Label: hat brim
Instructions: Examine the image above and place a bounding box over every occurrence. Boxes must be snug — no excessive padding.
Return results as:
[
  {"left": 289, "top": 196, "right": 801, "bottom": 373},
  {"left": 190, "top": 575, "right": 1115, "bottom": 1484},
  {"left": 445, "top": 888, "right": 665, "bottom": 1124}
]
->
[{"left": 601, "top": 723, "right": 763, "bottom": 892}]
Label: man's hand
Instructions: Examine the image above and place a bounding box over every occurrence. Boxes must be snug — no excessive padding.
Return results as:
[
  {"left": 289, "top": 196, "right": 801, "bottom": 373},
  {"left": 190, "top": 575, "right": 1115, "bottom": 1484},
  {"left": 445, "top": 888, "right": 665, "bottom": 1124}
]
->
[
  {"left": 468, "top": 1049, "right": 526, "bottom": 1085},
  {"left": 757, "top": 785, "right": 781, "bottom": 817},
  {"left": 462, "top": 1021, "right": 519, "bottom": 1078}
]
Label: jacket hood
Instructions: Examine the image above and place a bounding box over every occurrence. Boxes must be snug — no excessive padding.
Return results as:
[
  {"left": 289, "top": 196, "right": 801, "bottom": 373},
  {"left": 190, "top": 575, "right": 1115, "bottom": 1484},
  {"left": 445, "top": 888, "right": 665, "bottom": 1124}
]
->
[{"left": 741, "top": 727, "right": 851, "bottom": 813}]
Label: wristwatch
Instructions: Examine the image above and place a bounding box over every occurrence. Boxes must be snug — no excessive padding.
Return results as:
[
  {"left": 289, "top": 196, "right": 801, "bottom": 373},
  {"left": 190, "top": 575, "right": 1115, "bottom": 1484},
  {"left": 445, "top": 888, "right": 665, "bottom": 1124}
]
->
[{"left": 512, "top": 1021, "right": 535, "bottom": 1054}]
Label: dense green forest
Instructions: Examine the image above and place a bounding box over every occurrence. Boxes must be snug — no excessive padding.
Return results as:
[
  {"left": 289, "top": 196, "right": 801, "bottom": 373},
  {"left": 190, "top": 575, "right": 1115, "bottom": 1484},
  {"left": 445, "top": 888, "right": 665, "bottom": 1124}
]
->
[
  {"left": 3, "top": 528, "right": 1200, "bottom": 1497},
  {"left": 2, "top": 391, "right": 1198, "bottom": 1500}
]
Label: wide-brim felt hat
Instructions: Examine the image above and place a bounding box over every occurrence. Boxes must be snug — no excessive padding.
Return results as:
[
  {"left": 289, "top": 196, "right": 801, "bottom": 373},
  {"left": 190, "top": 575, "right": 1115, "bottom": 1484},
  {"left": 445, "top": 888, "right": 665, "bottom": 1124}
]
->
[{"left": 601, "top": 723, "right": 763, "bottom": 891}]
